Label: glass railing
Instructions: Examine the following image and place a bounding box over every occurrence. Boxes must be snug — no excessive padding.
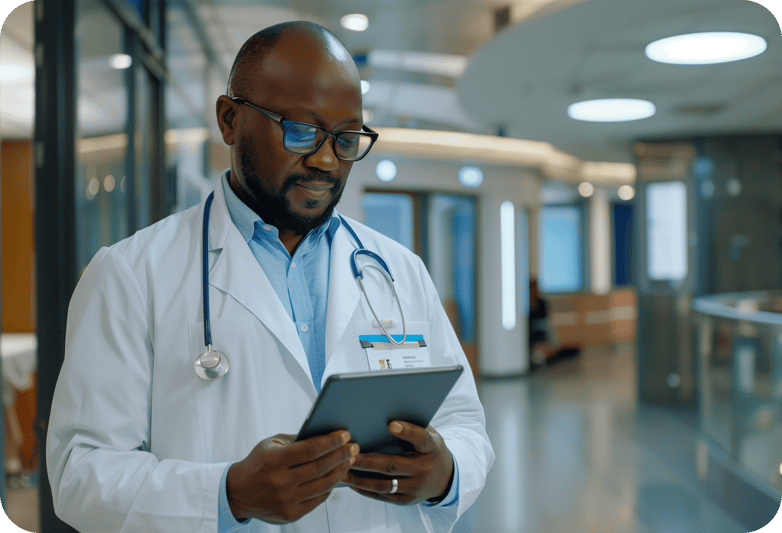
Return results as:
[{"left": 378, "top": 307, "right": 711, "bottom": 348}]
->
[{"left": 693, "top": 292, "right": 782, "bottom": 493}]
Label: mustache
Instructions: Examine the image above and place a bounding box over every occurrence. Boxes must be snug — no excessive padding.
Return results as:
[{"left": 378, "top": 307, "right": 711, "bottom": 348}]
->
[{"left": 287, "top": 173, "right": 339, "bottom": 185}]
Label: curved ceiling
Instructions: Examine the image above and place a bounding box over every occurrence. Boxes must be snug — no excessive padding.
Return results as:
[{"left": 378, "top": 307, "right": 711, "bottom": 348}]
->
[{"left": 457, "top": 0, "right": 782, "bottom": 163}]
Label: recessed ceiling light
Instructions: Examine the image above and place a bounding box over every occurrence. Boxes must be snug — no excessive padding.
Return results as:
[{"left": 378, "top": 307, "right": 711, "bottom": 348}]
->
[
  {"left": 618, "top": 185, "right": 635, "bottom": 201},
  {"left": 361, "top": 80, "right": 370, "bottom": 94},
  {"left": 341, "top": 14, "right": 368, "bottom": 32},
  {"left": 458, "top": 166, "right": 483, "bottom": 187},
  {"left": 376, "top": 159, "right": 397, "bottom": 182},
  {"left": 645, "top": 32, "right": 767, "bottom": 65},
  {"left": 109, "top": 53, "right": 132, "bottom": 69},
  {"left": 568, "top": 99, "right": 656, "bottom": 122},
  {"left": 578, "top": 182, "right": 594, "bottom": 197}
]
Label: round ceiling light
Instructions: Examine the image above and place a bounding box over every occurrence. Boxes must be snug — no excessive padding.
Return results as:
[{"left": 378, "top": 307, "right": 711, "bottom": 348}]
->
[
  {"left": 645, "top": 32, "right": 767, "bottom": 65},
  {"left": 618, "top": 185, "right": 635, "bottom": 201},
  {"left": 458, "top": 166, "right": 483, "bottom": 187},
  {"left": 341, "top": 13, "right": 369, "bottom": 32},
  {"left": 578, "top": 182, "right": 594, "bottom": 197},
  {"left": 568, "top": 99, "right": 656, "bottom": 122},
  {"left": 376, "top": 159, "right": 397, "bottom": 182},
  {"left": 109, "top": 53, "right": 132, "bottom": 69}
]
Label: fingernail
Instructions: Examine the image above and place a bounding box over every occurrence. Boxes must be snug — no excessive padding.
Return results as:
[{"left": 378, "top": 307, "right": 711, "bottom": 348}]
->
[
  {"left": 389, "top": 422, "right": 403, "bottom": 434},
  {"left": 350, "top": 443, "right": 359, "bottom": 456},
  {"left": 349, "top": 456, "right": 356, "bottom": 466},
  {"left": 342, "top": 432, "right": 350, "bottom": 444}
]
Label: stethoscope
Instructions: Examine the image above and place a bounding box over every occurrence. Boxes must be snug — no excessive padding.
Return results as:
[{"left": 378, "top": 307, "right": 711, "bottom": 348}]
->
[{"left": 195, "top": 191, "right": 407, "bottom": 381}]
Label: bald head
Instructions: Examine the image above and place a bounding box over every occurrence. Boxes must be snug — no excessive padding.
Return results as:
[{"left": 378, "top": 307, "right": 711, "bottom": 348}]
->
[{"left": 228, "top": 21, "right": 358, "bottom": 99}]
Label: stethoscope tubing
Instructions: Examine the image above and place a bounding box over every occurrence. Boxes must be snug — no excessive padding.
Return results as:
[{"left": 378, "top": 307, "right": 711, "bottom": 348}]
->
[
  {"left": 202, "top": 192, "right": 215, "bottom": 348},
  {"left": 197, "top": 190, "right": 407, "bottom": 381}
]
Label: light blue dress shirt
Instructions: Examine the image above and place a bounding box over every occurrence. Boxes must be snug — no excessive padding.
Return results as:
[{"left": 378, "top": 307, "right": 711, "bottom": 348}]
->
[{"left": 215, "top": 170, "right": 457, "bottom": 531}]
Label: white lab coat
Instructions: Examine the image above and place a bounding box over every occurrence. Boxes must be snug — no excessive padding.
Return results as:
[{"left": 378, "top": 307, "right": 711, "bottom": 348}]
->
[{"left": 47, "top": 178, "right": 494, "bottom": 533}]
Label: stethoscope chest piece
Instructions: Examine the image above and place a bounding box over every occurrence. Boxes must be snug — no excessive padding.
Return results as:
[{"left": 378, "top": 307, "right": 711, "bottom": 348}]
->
[{"left": 195, "top": 346, "right": 229, "bottom": 381}]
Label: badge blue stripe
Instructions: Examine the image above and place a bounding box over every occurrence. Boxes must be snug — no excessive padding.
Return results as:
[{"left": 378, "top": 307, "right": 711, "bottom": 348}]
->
[{"left": 359, "top": 334, "right": 424, "bottom": 343}]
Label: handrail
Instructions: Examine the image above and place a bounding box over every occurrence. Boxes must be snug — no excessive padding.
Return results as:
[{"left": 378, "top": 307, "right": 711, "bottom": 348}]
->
[{"left": 692, "top": 291, "right": 782, "bottom": 326}]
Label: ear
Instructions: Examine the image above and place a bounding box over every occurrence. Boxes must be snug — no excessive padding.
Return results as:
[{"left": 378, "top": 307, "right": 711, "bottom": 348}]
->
[{"left": 216, "top": 95, "right": 237, "bottom": 146}]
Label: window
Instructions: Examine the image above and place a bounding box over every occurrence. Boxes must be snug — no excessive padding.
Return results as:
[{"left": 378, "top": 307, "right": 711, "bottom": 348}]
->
[
  {"left": 646, "top": 181, "right": 687, "bottom": 281},
  {"left": 362, "top": 192, "right": 415, "bottom": 251},
  {"left": 539, "top": 205, "right": 583, "bottom": 293}
]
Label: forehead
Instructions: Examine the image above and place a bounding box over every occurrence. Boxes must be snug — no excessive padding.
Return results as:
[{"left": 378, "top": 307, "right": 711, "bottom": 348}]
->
[{"left": 246, "top": 31, "right": 362, "bottom": 120}]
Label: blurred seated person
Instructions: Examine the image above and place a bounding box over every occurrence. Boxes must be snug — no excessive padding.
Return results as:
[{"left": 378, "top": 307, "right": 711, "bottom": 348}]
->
[
  {"left": 528, "top": 279, "right": 581, "bottom": 368},
  {"left": 529, "top": 279, "right": 556, "bottom": 367}
]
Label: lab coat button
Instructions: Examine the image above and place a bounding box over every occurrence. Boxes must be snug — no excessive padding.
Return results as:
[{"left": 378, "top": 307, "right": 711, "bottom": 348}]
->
[
  {"left": 330, "top": 491, "right": 341, "bottom": 502},
  {"left": 300, "top": 324, "right": 309, "bottom": 332}
]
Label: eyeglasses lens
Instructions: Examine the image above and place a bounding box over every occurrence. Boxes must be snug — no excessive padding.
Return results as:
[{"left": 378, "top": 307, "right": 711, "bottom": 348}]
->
[{"left": 283, "top": 122, "right": 371, "bottom": 161}]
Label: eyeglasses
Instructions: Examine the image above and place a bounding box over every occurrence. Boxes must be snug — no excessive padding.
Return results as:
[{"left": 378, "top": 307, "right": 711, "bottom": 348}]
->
[{"left": 231, "top": 97, "right": 378, "bottom": 162}]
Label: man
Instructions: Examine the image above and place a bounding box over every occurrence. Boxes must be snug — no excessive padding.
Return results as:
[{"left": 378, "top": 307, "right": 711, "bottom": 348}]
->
[{"left": 47, "top": 21, "right": 493, "bottom": 532}]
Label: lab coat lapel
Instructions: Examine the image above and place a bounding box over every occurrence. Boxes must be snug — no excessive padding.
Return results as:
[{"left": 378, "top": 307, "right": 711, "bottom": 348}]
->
[
  {"left": 325, "top": 218, "right": 361, "bottom": 364},
  {"left": 205, "top": 182, "right": 313, "bottom": 387}
]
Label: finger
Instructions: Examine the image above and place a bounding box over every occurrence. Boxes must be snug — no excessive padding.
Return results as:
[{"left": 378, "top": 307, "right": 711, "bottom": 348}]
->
[
  {"left": 283, "top": 430, "right": 352, "bottom": 466},
  {"left": 294, "top": 443, "right": 359, "bottom": 483},
  {"left": 349, "top": 452, "right": 419, "bottom": 477},
  {"left": 389, "top": 421, "right": 434, "bottom": 453},
  {"left": 297, "top": 451, "right": 356, "bottom": 499},
  {"left": 342, "top": 471, "right": 404, "bottom": 495}
]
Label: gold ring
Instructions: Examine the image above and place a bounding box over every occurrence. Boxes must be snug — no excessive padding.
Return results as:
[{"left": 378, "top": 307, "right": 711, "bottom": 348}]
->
[{"left": 390, "top": 478, "right": 398, "bottom": 494}]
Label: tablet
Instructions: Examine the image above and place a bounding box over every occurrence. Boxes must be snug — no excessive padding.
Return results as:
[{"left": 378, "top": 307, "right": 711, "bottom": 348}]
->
[{"left": 296, "top": 365, "right": 463, "bottom": 454}]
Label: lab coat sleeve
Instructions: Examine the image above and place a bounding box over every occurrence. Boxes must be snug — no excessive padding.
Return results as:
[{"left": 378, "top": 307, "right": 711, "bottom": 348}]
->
[
  {"left": 413, "top": 256, "right": 495, "bottom": 532},
  {"left": 46, "top": 247, "right": 228, "bottom": 533}
]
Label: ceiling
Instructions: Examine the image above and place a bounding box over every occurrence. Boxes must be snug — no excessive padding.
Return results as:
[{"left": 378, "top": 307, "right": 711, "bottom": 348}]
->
[{"left": 1, "top": 0, "right": 781, "bottom": 175}]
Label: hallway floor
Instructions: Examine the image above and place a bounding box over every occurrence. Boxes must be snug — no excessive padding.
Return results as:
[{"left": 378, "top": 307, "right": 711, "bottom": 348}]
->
[{"left": 457, "top": 342, "right": 751, "bottom": 533}]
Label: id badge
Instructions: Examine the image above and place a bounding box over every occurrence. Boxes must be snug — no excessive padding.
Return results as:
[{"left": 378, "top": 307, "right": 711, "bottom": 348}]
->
[{"left": 356, "top": 321, "right": 432, "bottom": 370}]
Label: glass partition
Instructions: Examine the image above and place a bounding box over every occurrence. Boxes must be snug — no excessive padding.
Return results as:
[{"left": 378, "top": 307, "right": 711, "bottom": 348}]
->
[
  {"left": 75, "top": 0, "right": 129, "bottom": 273},
  {"left": 694, "top": 291, "right": 782, "bottom": 493}
]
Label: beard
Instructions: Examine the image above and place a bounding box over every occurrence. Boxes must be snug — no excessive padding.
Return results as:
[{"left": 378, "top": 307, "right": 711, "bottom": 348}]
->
[{"left": 236, "top": 137, "right": 344, "bottom": 235}]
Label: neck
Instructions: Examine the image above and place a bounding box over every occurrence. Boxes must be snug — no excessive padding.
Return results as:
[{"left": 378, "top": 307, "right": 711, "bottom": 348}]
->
[{"left": 278, "top": 230, "right": 304, "bottom": 256}]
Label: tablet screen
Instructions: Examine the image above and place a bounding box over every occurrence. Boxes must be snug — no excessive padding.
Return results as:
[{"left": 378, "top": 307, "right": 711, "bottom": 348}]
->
[{"left": 296, "top": 365, "right": 463, "bottom": 454}]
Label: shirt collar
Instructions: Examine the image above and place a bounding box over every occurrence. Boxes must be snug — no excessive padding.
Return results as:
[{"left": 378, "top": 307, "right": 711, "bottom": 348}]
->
[{"left": 220, "top": 169, "right": 342, "bottom": 245}]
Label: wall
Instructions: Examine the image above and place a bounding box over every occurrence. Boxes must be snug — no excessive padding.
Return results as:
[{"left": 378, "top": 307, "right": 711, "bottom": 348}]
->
[
  {"left": 340, "top": 153, "right": 543, "bottom": 376},
  {"left": 1, "top": 140, "right": 35, "bottom": 333}
]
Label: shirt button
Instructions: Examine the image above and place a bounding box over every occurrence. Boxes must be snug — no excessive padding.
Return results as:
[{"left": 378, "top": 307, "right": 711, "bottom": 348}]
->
[
  {"left": 330, "top": 491, "right": 341, "bottom": 502},
  {"left": 291, "top": 261, "right": 297, "bottom": 269},
  {"left": 262, "top": 225, "right": 271, "bottom": 231},
  {"left": 300, "top": 324, "right": 309, "bottom": 332}
]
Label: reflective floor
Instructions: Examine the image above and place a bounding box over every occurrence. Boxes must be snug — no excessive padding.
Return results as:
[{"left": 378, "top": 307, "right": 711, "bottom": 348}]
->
[{"left": 457, "top": 343, "right": 750, "bottom": 533}]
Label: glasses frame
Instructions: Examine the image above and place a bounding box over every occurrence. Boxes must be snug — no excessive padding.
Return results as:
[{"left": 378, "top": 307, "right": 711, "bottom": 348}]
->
[{"left": 231, "top": 97, "right": 378, "bottom": 162}]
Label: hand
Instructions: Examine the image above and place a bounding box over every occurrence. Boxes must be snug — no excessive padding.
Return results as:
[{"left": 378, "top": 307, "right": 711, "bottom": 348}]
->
[
  {"left": 226, "top": 431, "right": 359, "bottom": 524},
  {"left": 342, "top": 421, "right": 454, "bottom": 505}
]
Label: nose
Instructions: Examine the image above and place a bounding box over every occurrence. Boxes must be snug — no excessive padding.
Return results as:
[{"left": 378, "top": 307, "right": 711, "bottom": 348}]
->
[{"left": 304, "top": 134, "right": 340, "bottom": 172}]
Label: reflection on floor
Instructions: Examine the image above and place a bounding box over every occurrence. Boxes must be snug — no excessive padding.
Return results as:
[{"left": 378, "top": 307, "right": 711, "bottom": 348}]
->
[
  {"left": 1, "top": 343, "right": 756, "bottom": 532},
  {"left": 456, "top": 342, "right": 749, "bottom": 533}
]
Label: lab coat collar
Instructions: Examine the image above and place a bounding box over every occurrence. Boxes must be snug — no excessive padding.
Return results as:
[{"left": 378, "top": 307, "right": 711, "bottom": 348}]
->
[
  {"left": 205, "top": 177, "right": 316, "bottom": 395},
  {"left": 324, "top": 215, "right": 361, "bottom": 365}
]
